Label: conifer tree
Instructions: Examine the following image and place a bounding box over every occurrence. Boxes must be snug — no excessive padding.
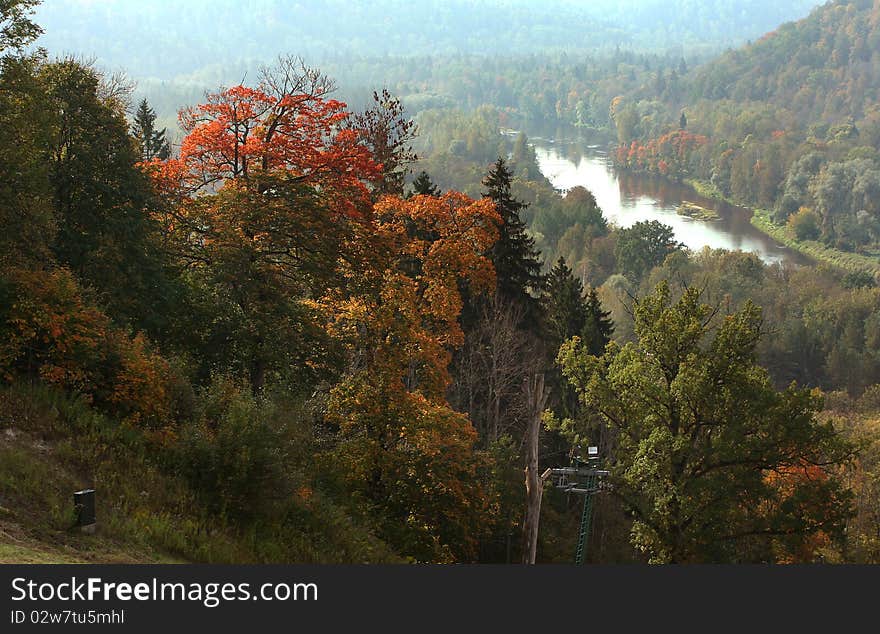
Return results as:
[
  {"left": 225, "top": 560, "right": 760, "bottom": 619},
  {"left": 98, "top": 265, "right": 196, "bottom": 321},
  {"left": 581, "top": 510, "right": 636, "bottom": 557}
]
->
[
  {"left": 582, "top": 287, "right": 614, "bottom": 356},
  {"left": 131, "top": 98, "right": 170, "bottom": 161},
  {"left": 481, "top": 157, "right": 543, "bottom": 313},
  {"left": 544, "top": 257, "right": 587, "bottom": 352},
  {"left": 410, "top": 170, "right": 440, "bottom": 197},
  {"left": 544, "top": 257, "right": 613, "bottom": 420}
]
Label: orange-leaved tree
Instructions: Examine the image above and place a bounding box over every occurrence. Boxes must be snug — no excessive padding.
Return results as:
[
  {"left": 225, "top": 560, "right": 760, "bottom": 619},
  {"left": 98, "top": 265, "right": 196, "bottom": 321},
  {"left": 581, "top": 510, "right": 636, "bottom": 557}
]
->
[
  {"left": 0, "top": 267, "right": 174, "bottom": 428},
  {"left": 322, "top": 192, "right": 501, "bottom": 561},
  {"left": 144, "top": 58, "right": 381, "bottom": 392}
]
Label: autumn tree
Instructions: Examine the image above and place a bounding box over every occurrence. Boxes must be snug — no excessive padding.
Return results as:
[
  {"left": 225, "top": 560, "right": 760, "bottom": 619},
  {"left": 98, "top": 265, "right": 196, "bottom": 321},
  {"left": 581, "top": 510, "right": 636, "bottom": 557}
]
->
[
  {"left": 557, "top": 281, "right": 854, "bottom": 563},
  {"left": 149, "top": 58, "right": 379, "bottom": 392},
  {"left": 450, "top": 294, "right": 538, "bottom": 446},
  {"left": 324, "top": 191, "right": 501, "bottom": 561}
]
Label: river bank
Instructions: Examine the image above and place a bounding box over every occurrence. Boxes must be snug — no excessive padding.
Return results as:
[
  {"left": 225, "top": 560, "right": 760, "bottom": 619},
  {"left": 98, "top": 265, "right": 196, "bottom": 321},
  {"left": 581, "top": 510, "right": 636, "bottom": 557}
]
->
[
  {"left": 532, "top": 137, "right": 809, "bottom": 266},
  {"left": 685, "top": 178, "right": 880, "bottom": 275}
]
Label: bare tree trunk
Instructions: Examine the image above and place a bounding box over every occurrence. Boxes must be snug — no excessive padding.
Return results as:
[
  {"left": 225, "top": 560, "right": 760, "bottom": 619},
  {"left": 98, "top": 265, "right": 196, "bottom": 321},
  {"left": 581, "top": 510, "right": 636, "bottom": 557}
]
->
[{"left": 522, "top": 373, "right": 549, "bottom": 564}]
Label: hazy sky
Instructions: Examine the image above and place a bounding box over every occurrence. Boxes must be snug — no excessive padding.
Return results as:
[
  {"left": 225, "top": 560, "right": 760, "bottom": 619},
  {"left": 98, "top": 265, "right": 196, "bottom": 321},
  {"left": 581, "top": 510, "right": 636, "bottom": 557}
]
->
[{"left": 31, "top": 0, "right": 823, "bottom": 81}]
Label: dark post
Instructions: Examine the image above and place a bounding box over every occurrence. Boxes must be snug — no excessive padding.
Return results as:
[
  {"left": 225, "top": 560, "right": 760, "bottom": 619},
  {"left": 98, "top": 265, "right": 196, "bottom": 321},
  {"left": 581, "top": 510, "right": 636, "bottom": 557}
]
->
[{"left": 73, "top": 489, "right": 96, "bottom": 530}]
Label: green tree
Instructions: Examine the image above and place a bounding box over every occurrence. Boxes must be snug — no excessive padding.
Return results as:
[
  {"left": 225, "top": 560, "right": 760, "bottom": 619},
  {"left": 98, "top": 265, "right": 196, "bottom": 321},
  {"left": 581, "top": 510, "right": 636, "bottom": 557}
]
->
[
  {"left": 131, "top": 98, "right": 171, "bottom": 161},
  {"left": 0, "top": 52, "right": 54, "bottom": 268},
  {"left": 582, "top": 287, "right": 613, "bottom": 356},
  {"left": 544, "top": 257, "right": 613, "bottom": 421},
  {"left": 0, "top": 0, "right": 42, "bottom": 54},
  {"left": 409, "top": 170, "right": 440, "bottom": 197},
  {"left": 482, "top": 157, "right": 544, "bottom": 312},
  {"left": 614, "top": 220, "right": 681, "bottom": 281},
  {"left": 557, "top": 281, "right": 854, "bottom": 563},
  {"left": 42, "top": 59, "right": 175, "bottom": 336},
  {"left": 544, "top": 257, "right": 587, "bottom": 353}
]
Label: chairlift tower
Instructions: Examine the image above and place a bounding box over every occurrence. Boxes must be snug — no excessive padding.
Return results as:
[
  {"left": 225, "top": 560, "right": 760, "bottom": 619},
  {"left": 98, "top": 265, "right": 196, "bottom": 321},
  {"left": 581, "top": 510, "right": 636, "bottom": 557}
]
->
[{"left": 545, "top": 446, "right": 608, "bottom": 564}]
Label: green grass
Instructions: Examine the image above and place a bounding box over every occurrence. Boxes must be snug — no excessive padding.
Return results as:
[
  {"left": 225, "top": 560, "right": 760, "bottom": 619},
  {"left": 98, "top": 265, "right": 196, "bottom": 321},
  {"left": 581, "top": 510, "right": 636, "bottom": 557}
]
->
[
  {"left": 750, "top": 208, "right": 880, "bottom": 275},
  {"left": 0, "top": 383, "right": 401, "bottom": 564}
]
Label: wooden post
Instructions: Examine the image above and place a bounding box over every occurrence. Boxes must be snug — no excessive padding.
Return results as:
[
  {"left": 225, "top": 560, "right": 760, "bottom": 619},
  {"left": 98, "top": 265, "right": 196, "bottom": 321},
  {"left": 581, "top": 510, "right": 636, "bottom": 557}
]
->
[{"left": 522, "top": 373, "right": 549, "bottom": 564}]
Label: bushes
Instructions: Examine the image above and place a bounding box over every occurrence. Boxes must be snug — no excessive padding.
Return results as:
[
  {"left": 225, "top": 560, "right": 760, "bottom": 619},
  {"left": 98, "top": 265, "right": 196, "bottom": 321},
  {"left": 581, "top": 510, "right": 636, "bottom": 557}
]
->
[
  {"left": 175, "top": 378, "right": 288, "bottom": 522},
  {"left": 787, "top": 207, "right": 821, "bottom": 241},
  {"left": 0, "top": 381, "right": 401, "bottom": 563},
  {"left": 0, "top": 267, "right": 181, "bottom": 428}
]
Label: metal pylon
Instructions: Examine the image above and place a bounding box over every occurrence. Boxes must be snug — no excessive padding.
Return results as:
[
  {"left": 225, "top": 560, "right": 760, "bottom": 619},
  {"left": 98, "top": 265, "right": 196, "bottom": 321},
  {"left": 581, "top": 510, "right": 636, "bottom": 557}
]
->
[
  {"left": 544, "top": 446, "right": 607, "bottom": 565},
  {"left": 574, "top": 473, "right": 596, "bottom": 564}
]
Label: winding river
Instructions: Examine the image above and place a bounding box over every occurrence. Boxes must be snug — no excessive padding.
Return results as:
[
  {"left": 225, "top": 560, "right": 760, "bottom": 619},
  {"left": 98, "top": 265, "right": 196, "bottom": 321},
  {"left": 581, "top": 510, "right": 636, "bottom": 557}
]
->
[{"left": 530, "top": 136, "right": 811, "bottom": 266}]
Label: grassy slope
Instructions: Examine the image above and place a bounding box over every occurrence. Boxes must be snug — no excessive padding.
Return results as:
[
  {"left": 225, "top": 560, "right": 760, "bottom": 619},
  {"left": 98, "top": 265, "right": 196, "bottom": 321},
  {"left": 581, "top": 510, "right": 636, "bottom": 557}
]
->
[
  {"left": 0, "top": 428, "right": 186, "bottom": 564},
  {"left": 0, "top": 384, "right": 400, "bottom": 564}
]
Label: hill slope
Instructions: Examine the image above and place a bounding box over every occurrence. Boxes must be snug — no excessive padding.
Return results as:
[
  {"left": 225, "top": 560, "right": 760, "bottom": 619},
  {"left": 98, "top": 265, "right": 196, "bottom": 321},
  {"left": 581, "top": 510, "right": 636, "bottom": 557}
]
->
[
  {"left": 0, "top": 384, "right": 400, "bottom": 564},
  {"left": 611, "top": 0, "right": 880, "bottom": 267}
]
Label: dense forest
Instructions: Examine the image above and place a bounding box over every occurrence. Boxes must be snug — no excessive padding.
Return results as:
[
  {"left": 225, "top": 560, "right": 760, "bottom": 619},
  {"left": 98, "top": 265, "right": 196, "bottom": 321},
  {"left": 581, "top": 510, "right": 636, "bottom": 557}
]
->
[
  {"left": 2, "top": 0, "right": 879, "bottom": 565},
  {"left": 609, "top": 0, "right": 880, "bottom": 269}
]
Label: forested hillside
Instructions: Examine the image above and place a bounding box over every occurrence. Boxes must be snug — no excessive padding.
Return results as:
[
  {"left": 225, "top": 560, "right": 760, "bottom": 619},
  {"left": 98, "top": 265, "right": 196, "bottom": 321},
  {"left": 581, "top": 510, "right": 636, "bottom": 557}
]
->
[
  {"left": 610, "top": 0, "right": 880, "bottom": 268},
  {"left": 3, "top": 0, "right": 880, "bottom": 565}
]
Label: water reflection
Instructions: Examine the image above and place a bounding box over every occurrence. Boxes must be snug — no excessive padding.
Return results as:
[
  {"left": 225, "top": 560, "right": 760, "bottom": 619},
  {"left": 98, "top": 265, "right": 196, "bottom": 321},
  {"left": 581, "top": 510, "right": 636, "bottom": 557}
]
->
[{"left": 532, "top": 139, "right": 810, "bottom": 266}]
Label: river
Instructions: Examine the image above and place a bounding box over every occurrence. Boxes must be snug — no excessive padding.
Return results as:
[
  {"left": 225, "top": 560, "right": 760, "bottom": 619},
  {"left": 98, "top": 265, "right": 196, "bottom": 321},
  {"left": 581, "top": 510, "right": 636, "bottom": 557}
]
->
[{"left": 530, "top": 136, "right": 811, "bottom": 266}]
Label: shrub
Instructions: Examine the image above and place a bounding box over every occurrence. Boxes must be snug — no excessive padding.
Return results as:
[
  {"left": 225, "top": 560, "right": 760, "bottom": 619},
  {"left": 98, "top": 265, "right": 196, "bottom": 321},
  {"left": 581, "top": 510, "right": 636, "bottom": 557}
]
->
[
  {"left": 175, "top": 378, "right": 287, "bottom": 522},
  {"left": 787, "top": 207, "right": 822, "bottom": 241}
]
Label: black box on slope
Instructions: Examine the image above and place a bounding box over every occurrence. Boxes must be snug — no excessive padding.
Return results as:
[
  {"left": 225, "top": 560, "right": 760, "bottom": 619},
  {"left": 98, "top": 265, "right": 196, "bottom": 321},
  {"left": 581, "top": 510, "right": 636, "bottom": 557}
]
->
[{"left": 73, "top": 489, "right": 96, "bottom": 527}]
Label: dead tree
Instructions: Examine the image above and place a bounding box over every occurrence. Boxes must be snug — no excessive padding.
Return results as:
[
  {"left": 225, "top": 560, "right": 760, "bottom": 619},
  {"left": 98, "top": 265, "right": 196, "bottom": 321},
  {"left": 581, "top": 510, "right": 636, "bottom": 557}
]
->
[{"left": 522, "top": 372, "right": 549, "bottom": 564}]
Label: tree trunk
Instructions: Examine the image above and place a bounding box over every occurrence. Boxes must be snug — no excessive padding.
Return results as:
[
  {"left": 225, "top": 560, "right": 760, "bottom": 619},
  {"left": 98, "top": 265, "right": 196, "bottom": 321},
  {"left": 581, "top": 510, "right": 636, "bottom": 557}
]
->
[
  {"left": 250, "top": 355, "right": 266, "bottom": 395},
  {"left": 522, "top": 373, "right": 548, "bottom": 564}
]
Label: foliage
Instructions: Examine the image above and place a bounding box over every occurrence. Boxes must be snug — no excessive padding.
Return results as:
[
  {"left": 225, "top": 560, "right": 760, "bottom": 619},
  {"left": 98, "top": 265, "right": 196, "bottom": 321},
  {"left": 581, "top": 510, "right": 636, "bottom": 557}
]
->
[
  {"left": 788, "top": 207, "right": 821, "bottom": 241},
  {"left": 0, "top": 267, "right": 176, "bottom": 427},
  {"left": 348, "top": 88, "right": 418, "bottom": 197},
  {"left": 40, "top": 58, "right": 176, "bottom": 335},
  {"left": 131, "top": 98, "right": 170, "bottom": 161},
  {"left": 0, "top": 0, "right": 41, "bottom": 53},
  {"left": 482, "top": 157, "right": 545, "bottom": 315},
  {"left": 322, "top": 191, "right": 500, "bottom": 561},
  {"left": 558, "top": 281, "right": 855, "bottom": 563},
  {"left": 614, "top": 220, "right": 682, "bottom": 281}
]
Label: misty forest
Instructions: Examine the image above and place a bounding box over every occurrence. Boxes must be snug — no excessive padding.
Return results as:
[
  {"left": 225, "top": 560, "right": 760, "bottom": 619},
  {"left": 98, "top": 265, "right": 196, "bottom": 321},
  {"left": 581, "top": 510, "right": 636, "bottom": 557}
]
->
[{"left": 2, "top": 0, "right": 880, "bottom": 564}]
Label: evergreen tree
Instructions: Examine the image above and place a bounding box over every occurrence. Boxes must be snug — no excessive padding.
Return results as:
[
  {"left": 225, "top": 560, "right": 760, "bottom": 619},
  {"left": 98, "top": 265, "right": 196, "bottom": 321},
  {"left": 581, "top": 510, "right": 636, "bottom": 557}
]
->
[
  {"left": 582, "top": 287, "right": 613, "bottom": 356},
  {"left": 131, "top": 98, "right": 170, "bottom": 161},
  {"left": 544, "top": 257, "right": 587, "bottom": 352},
  {"left": 544, "top": 258, "right": 613, "bottom": 422},
  {"left": 679, "top": 111, "right": 688, "bottom": 130},
  {"left": 410, "top": 170, "right": 440, "bottom": 197},
  {"left": 481, "top": 157, "right": 544, "bottom": 312}
]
